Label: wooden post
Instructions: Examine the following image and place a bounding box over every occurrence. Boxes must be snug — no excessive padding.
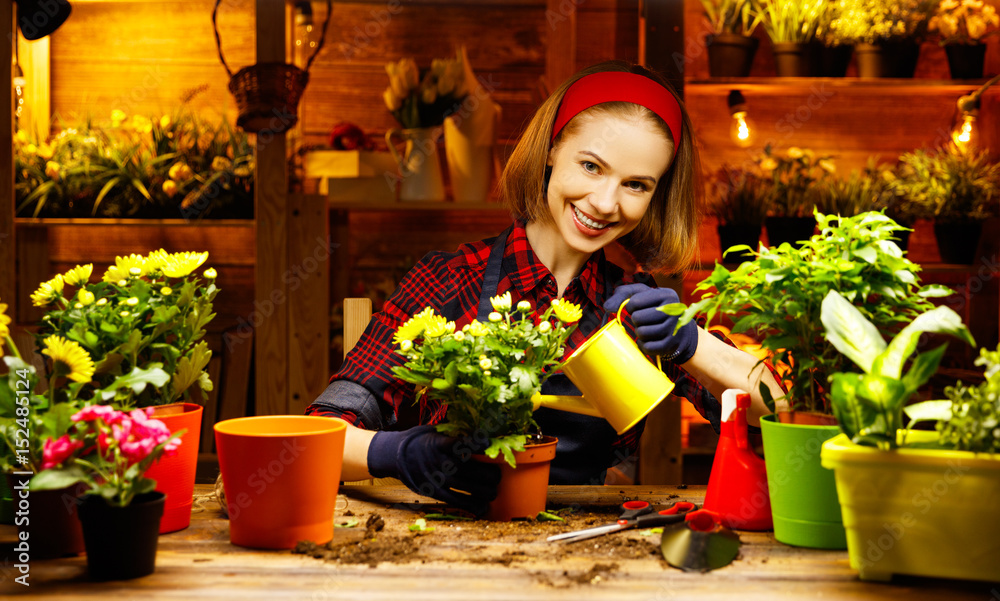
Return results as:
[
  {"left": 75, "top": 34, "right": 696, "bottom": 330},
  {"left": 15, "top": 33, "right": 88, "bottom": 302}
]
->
[
  {"left": 253, "top": 0, "right": 289, "bottom": 415},
  {"left": 1, "top": 1, "right": 14, "bottom": 318}
]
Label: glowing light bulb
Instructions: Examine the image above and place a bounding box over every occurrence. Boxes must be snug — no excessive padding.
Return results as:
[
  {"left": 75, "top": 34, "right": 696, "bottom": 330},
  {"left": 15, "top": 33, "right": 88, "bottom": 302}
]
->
[
  {"left": 951, "top": 113, "right": 977, "bottom": 150},
  {"left": 730, "top": 110, "right": 754, "bottom": 148}
]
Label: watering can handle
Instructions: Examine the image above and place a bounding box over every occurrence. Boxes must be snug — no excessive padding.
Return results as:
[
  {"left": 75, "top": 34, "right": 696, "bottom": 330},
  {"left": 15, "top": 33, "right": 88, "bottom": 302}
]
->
[{"left": 614, "top": 300, "right": 664, "bottom": 373}]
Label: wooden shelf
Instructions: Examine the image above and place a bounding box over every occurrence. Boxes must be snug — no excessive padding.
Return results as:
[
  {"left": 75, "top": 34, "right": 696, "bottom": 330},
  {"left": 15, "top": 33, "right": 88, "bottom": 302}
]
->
[
  {"left": 685, "top": 78, "right": 1000, "bottom": 94},
  {"left": 304, "top": 194, "right": 509, "bottom": 211}
]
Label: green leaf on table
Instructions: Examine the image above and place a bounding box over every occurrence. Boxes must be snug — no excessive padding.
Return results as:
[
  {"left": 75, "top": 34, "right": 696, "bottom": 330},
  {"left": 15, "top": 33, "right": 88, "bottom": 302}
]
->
[
  {"left": 335, "top": 518, "right": 360, "bottom": 528},
  {"left": 536, "top": 511, "right": 565, "bottom": 522},
  {"left": 423, "top": 513, "right": 474, "bottom": 521},
  {"left": 409, "top": 518, "right": 435, "bottom": 533}
]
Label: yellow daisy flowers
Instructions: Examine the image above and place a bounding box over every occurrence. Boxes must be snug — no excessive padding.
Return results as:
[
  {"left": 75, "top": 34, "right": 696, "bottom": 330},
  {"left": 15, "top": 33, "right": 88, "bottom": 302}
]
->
[
  {"left": 31, "top": 274, "right": 65, "bottom": 306},
  {"left": 42, "top": 335, "right": 96, "bottom": 383}
]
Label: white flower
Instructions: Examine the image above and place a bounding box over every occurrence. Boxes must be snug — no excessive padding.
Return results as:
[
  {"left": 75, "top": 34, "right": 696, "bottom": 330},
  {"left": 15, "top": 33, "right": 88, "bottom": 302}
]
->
[{"left": 491, "top": 292, "right": 512, "bottom": 312}]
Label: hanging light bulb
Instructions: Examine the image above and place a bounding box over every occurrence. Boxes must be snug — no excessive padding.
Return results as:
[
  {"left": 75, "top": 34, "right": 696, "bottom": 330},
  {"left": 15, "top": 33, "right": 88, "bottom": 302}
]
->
[
  {"left": 727, "top": 90, "right": 755, "bottom": 149},
  {"left": 951, "top": 94, "right": 980, "bottom": 151}
]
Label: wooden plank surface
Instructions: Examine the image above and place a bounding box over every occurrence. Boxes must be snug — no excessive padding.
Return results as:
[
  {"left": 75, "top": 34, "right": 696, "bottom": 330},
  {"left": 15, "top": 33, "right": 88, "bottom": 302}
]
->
[
  {"left": 3, "top": 484, "right": 995, "bottom": 599},
  {"left": 1, "top": 1, "right": 14, "bottom": 321}
]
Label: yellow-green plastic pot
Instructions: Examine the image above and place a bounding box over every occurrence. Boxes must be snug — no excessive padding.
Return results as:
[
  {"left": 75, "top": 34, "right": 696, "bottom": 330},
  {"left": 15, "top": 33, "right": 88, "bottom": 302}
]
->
[{"left": 821, "top": 432, "right": 1000, "bottom": 582}]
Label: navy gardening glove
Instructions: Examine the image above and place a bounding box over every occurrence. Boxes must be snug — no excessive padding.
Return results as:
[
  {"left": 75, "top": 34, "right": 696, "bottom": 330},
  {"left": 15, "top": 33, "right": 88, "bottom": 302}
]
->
[
  {"left": 604, "top": 283, "right": 699, "bottom": 364},
  {"left": 367, "top": 425, "right": 501, "bottom": 516}
]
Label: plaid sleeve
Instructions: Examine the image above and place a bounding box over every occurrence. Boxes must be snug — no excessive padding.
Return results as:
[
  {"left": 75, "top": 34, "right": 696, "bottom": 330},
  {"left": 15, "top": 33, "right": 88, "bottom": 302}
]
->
[{"left": 304, "top": 251, "right": 459, "bottom": 430}]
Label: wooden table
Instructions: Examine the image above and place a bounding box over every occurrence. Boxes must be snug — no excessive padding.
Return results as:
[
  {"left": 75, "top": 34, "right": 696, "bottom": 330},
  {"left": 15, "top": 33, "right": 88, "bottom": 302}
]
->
[{"left": 2, "top": 484, "right": 996, "bottom": 599}]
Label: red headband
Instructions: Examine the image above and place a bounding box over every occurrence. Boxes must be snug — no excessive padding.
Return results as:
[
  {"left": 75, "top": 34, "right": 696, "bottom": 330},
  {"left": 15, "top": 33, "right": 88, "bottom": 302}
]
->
[{"left": 551, "top": 72, "right": 683, "bottom": 149}]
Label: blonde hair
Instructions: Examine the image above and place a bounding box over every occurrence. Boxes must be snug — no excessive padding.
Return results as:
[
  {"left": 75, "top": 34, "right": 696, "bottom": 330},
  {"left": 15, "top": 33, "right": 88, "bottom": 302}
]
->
[{"left": 499, "top": 61, "right": 700, "bottom": 274}]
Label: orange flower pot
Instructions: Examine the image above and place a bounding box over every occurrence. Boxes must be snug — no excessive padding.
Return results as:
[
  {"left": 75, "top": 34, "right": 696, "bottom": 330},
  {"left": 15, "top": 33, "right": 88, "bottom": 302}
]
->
[
  {"left": 474, "top": 436, "right": 557, "bottom": 521},
  {"left": 146, "top": 402, "right": 203, "bottom": 533},
  {"left": 214, "top": 416, "right": 347, "bottom": 549}
]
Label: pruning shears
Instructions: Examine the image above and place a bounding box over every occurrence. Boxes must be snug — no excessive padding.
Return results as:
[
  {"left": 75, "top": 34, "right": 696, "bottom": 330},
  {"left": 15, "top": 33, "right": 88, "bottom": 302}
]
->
[{"left": 546, "top": 500, "right": 699, "bottom": 543}]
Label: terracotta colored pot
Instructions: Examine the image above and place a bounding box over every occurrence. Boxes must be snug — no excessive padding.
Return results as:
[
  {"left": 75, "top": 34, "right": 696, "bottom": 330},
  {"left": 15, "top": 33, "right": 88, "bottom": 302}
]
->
[
  {"left": 7, "top": 473, "right": 86, "bottom": 558},
  {"left": 146, "top": 402, "right": 203, "bottom": 533},
  {"left": 474, "top": 436, "right": 558, "bottom": 521},
  {"left": 214, "top": 415, "right": 347, "bottom": 549}
]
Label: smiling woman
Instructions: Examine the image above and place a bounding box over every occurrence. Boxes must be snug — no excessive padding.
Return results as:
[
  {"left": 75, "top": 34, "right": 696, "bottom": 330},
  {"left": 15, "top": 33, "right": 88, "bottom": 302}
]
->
[{"left": 306, "top": 60, "right": 782, "bottom": 517}]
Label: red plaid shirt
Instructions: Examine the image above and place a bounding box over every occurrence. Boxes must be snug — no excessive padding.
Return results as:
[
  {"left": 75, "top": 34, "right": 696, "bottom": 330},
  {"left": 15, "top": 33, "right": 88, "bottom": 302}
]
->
[{"left": 306, "top": 222, "right": 725, "bottom": 458}]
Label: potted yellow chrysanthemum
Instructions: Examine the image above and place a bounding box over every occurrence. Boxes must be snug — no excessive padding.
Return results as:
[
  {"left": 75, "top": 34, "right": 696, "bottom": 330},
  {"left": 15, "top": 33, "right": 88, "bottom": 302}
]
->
[
  {"left": 14, "top": 249, "right": 219, "bottom": 533},
  {"left": 390, "top": 293, "right": 581, "bottom": 520}
]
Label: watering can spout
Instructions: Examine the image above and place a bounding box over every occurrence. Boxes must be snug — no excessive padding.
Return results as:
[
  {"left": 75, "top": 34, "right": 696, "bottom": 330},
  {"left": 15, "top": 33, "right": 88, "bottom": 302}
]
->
[{"left": 529, "top": 313, "right": 675, "bottom": 435}]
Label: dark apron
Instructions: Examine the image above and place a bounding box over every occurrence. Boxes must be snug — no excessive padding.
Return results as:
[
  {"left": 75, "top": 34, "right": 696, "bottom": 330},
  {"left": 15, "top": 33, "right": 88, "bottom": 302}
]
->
[{"left": 465, "top": 226, "right": 631, "bottom": 485}]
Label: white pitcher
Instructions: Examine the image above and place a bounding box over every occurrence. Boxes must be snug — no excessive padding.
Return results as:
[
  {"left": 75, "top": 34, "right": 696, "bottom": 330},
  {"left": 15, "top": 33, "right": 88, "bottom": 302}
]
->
[{"left": 385, "top": 126, "right": 446, "bottom": 202}]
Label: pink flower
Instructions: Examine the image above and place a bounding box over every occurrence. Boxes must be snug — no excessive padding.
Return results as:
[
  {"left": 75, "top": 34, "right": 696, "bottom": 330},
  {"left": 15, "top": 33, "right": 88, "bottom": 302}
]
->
[
  {"left": 72, "top": 404, "right": 119, "bottom": 423},
  {"left": 41, "top": 435, "right": 83, "bottom": 470},
  {"left": 121, "top": 438, "right": 157, "bottom": 465}
]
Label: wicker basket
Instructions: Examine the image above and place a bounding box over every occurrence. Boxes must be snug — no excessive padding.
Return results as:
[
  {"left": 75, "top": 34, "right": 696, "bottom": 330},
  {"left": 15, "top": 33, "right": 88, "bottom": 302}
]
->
[{"left": 212, "top": 0, "right": 331, "bottom": 134}]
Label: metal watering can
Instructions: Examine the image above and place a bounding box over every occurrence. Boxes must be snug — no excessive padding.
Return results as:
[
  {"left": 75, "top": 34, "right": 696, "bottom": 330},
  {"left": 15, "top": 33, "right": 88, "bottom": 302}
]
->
[{"left": 530, "top": 305, "right": 675, "bottom": 434}]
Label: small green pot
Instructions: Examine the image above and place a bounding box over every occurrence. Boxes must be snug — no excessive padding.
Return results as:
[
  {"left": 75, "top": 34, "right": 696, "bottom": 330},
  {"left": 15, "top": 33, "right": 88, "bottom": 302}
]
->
[{"left": 760, "top": 414, "right": 847, "bottom": 549}]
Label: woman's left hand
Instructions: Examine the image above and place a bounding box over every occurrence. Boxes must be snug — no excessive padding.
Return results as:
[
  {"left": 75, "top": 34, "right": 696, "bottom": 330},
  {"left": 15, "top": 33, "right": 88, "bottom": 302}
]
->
[{"left": 604, "top": 283, "right": 698, "bottom": 363}]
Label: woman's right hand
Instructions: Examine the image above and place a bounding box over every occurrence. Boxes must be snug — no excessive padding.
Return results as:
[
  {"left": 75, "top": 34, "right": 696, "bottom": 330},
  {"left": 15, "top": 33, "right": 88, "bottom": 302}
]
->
[{"left": 367, "top": 425, "right": 501, "bottom": 516}]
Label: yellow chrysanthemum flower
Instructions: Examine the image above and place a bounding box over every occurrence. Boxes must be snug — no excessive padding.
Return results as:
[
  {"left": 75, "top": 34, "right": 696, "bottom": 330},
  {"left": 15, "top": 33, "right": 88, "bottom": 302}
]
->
[
  {"left": 103, "top": 254, "right": 147, "bottom": 283},
  {"left": 31, "top": 274, "right": 65, "bottom": 306},
  {"left": 424, "top": 315, "right": 455, "bottom": 338},
  {"left": 62, "top": 264, "right": 94, "bottom": 287},
  {"left": 490, "top": 292, "right": 512, "bottom": 313},
  {"left": 160, "top": 251, "right": 209, "bottom": 278},
  {"left": 144, "top": 249, "right": 171, "bottom": 273},
  {"left": 551, "top": 299, "right": 582, "bottom": 324},
  {"left": 0, "top": 300, "right": 10, "bottom": 340},
  {"left": 42, "top": 335, "right": 95, "bottom": 383},
  {"left": 394, "top": 315, "right": 428, "bottom": 344},
  {"left": 203, "top": 268, "right": 218, "bottom": 279},
  {"left": 77, "top": 290, "right": 95, "bottom": 306},
  {"left": 467, "top": 320, "right": 490, "bottom": 337}
]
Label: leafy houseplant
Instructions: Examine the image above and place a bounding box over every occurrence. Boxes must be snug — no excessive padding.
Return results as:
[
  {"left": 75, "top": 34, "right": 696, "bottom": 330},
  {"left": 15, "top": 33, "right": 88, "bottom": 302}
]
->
[
  {"left": 889, "top": 143, "right": 1000, "bottom": 263},
  {"left": 930, "top": 0, "right": 1000, "bottom": 77},
  {"left": 821, "top": 289, "right": 975, "bottom": 448},
  {"left": 29, "top": 251, "right": 219, "bottom": 409},
  {"left": 707, "top": 164, "right": 770, "bottom": 262},
  {"left": 815, "top": 159, "right": 891, "bottom": 219},
  {"left": 756, "top": 145, "right": 835, "bottom": 247},
  {"left": 820, "top": 295, "right": 999, "bottom": 583},
  {"left": 390, "top": 293, "right": 581, "bottom": 466},
  {"left": 829, "top": 0, "right": 938, "bottom": 77},
  {"left": 752, "top": 0, "right": 827, "bottom": 76},
  {"left": 677, "top": 210, "right": 951, "bottom": 419},
  {"left": 700, "top": 0, "right": 764, "bottom": 76},
  {"left": 15, "top": 107, "right": 254, "bottom": 219}
]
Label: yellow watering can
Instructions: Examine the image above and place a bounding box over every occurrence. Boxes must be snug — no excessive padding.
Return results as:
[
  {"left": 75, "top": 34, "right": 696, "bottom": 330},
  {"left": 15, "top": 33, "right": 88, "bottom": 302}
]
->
[{"left": 531, "top": 305, "right": 675, "bottom": 434}]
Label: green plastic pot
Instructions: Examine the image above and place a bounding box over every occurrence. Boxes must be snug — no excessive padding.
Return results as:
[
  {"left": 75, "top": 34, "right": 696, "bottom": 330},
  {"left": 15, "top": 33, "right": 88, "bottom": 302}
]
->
[{"left": 760, "top": 414, "right": 846, "bottom": 549}]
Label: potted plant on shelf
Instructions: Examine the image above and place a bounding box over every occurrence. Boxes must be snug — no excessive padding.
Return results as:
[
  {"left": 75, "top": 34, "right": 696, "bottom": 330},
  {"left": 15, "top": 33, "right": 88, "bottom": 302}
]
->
[
  {"left": 889, "top": 143, "right": 1000, "bottom": 264},
  {"left": 828, "top": 0, "right": 937, "bottom": 78},
  {"left": 390, "top": 293, "right": 580, "bottom": 520},
  {"left": 31, "top": 404, "right": 181, "bottom": 581},
  {"left": 820, "top": 290, "right": 999, "bottom": 583},
  {"left": 815, "top": 158, "right": 891, "bottom": 220},
  {"left": 756, "top": 145, "right": 835, "bottom": 248},
  {"left": 699, "top": 0, "right": 763, "bottom": 77},
  {"left": 751, "top": 0, "right": 827, "bottom": 76},
  {"left": 674, "top": 210, "right": 952, "bottom": 548},
  {"left": 814, "top": 0, "right": 855, "bottom": 76},
  {"left": 707, "top": 163, "right": 770, "bottom": 263},
  {"left": 929, "top": 0, "right": 1000, "bottom": 79},
  {"left": 26, "top": 251, "right": 220, "bottom": 533},
  {"left": 14, "top": 106, "right": 254, "bottom": 220}
]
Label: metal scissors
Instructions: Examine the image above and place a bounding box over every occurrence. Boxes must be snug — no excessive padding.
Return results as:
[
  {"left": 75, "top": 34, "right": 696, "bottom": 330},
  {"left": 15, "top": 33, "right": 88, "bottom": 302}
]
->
[{"left": 547, "top": 500, "right": 699, "bottom": 543}]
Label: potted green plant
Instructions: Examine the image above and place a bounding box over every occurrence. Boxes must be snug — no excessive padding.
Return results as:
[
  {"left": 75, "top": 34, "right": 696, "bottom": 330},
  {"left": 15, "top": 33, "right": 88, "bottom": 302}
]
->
[
  {"left": 14, "top": 106, "right": 254, "bottom": 220},
  {"left": 25, "top": 251, "right": 219, "bottom": 533},
  {"left": 390, "top": 293, "right": 581, "bottom": 520},
  {"left": 699, "top": 0, "right": 763, "bottom": 77},
  {"left": 31, "top": 404, "right": 181, "bottom": 580},
  {"left": 928, "top": 0, "right": 1000, "bottom": 79},
  {"left": 820, "top": 290, "right": 998, "bottom": 583},
  {"left": 813, "top": 0, "right": 855, "bottom": 76},
  {"left": 828, "top": 0, "right": 937, "bottom": 77},
  {"left": 889, "top": 143, "right": 1000, "bottom": 264},
  {"left": 673, "top": 210, "right": 951, "bottom": 548},
  {"left": 751, "top": 0, "right": 827, "bottom": 76},
  {"left": 756, "top": 145, "right": 835, "bottom": 248},
  {"left": 815, "top": 159, "right": 890, "bottom": 220},
  {"left": 707, "top": 163, "right": 770, "bottom": 263}
]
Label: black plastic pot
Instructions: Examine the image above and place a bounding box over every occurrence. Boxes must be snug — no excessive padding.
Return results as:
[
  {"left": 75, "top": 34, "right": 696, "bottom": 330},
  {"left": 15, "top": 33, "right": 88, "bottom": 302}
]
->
[
  {"left": 717, "top": 224, "right": 762, "bottom": 263},
  {"left": 706, "top": 33, "right": 759, "bottom": 77},
  {"left": 934, "top": 221, "right": 983, "bottom": 264},
  {"left": 772, "top": 42, "right": 813, "bottom": 77},
  {"left": 765, "top": 216, "right": 816, "bottom": 249},
  {"left": 818, "top": 44, "right": 853, "bottom": 77},
  {"left": 77, "top": 491, "right": 165, "bottom": 581},
  {"left": 854, "top": 43, "right": 890, "bottom": 78},
  {"left": 945, "top": 44, "right": 986, "bottom": 80}
]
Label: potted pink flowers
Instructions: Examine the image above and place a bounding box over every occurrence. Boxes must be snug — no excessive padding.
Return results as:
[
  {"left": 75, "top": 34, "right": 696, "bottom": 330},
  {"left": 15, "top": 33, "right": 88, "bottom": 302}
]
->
[{"left": 32, "top": 404, "right": 181, "bottom": 580}]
